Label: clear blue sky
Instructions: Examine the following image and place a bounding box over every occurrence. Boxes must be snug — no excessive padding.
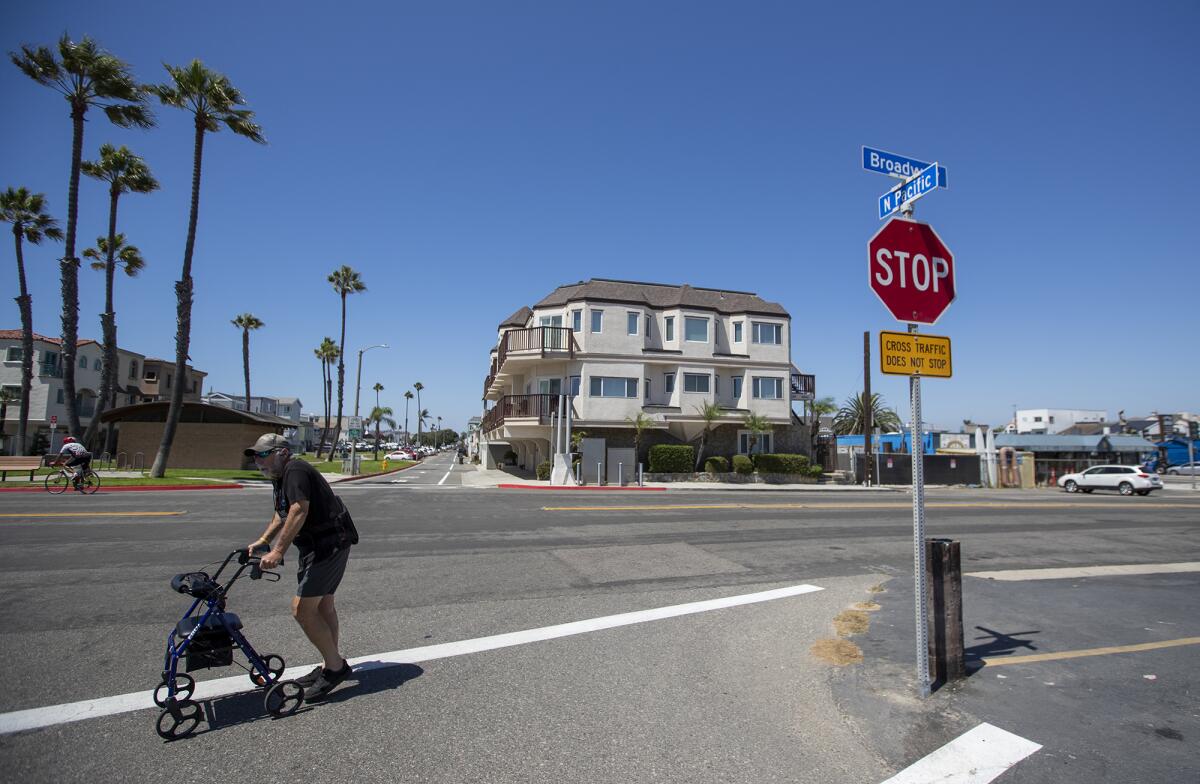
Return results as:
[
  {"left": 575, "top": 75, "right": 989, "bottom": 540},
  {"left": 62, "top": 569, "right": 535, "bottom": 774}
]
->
[{"left": 4, "top": 1, "right": 1197, "bottom": 433}]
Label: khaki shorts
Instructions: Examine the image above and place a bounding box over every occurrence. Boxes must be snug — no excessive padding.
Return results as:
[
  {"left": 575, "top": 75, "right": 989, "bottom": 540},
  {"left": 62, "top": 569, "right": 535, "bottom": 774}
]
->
[{"left": 296, "top": 546, "right": 350, "bottom": 598}]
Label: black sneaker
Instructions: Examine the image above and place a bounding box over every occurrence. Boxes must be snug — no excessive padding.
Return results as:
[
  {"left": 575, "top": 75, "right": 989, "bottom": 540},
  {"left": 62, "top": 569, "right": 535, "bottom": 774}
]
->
[
  {"left": 296, "top": 665, "right": 325, "bottom": 687},
  {"left": 303, "top": 660, "right": 351, "bottom": 700}
]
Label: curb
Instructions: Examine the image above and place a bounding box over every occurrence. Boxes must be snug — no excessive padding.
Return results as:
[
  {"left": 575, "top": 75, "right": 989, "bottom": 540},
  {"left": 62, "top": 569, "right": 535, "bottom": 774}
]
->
[
  {"left": 331, "top": 462, "right": 419, "bottom": 483},
  {"left": 497, "top": 483, "right": 667, "bottom": 491},
  {"left": 0, "top": 483, "right": 243, "bottom": 494}
]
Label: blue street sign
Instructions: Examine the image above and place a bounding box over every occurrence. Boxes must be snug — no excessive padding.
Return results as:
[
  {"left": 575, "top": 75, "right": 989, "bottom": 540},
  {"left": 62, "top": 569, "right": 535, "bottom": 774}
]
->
[
  {"left": 878, "top": 161, "right": 939, "bottom": 220},
  {"left": 863, "top": 146, "right": 948, "bottom": 189}
]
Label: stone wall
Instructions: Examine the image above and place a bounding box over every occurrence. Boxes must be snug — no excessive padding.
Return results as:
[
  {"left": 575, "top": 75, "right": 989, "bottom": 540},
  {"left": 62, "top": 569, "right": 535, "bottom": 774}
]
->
[{"left": 114, "top": 422, "right": 279, "bottom": 469}]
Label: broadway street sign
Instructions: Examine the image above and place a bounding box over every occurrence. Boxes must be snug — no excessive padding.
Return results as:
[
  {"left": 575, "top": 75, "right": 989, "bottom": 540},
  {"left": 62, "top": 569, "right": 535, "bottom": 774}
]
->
[{"left": 862, "top": 146, "right": 948, "bottom": 188}]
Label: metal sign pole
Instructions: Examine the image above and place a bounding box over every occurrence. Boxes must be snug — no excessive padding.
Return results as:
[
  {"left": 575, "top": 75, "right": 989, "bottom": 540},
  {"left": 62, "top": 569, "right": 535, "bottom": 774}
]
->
[{"left": 909, "top": 321, "right": 930, "bottom": 697}]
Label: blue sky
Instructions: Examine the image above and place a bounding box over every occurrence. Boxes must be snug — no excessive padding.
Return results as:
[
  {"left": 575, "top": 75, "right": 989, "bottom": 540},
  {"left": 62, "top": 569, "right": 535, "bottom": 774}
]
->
[{"left": 4, "top": 1, "right": 1197, "bottom": 433}]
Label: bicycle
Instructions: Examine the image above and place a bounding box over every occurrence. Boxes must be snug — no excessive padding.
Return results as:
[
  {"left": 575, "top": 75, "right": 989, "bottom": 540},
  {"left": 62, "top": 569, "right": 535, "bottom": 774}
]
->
[{"left": 44, "top": 466, "right": 101, "bottom": 495}]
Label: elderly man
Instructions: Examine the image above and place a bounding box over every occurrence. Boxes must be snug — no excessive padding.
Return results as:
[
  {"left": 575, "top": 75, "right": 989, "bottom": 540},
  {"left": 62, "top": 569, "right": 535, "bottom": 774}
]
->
[{"left": 245, "top": 433, "right": 358, "bottom": 700}]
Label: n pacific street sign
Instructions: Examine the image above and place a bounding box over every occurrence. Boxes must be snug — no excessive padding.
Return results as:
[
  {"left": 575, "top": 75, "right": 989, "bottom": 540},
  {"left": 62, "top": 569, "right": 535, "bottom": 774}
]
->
[
  {"left": 878, "top": 161, "right": 941, "bottom": 220},
  {"left": 868, "top": 218, "right": 956, "bottom": 325}
]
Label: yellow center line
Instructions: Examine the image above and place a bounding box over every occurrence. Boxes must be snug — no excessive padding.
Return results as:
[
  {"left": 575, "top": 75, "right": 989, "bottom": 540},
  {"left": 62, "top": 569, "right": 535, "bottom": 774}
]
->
[
  {"left": 541, "top": 501, "right": 1200, "bottom": 512},
  {"left": 0, "top": 511, "right": 186, "bottom": 518},
  {"left": 983, "top": 636, "right": 1200, "bottom": 666}
]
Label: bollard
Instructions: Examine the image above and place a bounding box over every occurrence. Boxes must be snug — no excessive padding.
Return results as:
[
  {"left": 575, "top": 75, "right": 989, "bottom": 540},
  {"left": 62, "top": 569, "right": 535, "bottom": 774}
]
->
[
  {"left": 925, "top": 538, "right": 965, "bottom": 687},
  {"left": 619, "top": 462, "right": 623, "bottom": 487},
  {"left": 597, "top": 461, "right": 602, "bottom": 486},
  {"left": 639, "top": 462, "right": 643, "bottom": 487}
]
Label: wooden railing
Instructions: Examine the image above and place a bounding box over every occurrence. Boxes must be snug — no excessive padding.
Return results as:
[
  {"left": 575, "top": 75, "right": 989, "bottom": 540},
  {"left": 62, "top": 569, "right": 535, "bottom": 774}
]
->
[
  {"left": 496, "top": 327, "right": 576, "bottom": 371},
  {"left": 791, "top": 373, "right": 815, "bottom": 400},
  {"left": 482, "top": 393, "right": 563, "bottom": 433}
]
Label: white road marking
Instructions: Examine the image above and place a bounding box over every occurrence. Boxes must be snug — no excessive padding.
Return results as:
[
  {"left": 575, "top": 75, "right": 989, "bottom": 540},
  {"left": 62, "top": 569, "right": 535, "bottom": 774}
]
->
[
  {"left": 967, "top": 561, "right": 1200, "bottom": 581},
  {"left": 438, "top": 468, "right": 452, "bottom": 485},
  {"left": 0, "top": 583, "right": 823, "bottom": 735},
  {"left": 879, "top": 722, "right": 1041, "bottom": 783}
]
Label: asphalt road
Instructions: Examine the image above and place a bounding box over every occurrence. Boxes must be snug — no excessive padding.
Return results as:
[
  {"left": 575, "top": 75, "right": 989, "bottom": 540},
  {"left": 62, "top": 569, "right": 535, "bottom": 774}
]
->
[{"left": 0, "top": 472, "right": 1197, "bottom": 783}]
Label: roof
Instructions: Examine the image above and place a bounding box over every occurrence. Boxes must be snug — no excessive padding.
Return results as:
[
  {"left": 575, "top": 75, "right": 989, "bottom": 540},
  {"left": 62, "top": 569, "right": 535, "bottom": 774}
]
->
[
  {"left": 531, "top": 278, "right": 789, "bottom": 317},
  {"left": 99, "top": 401, "right": 294, "bottom": 427},
  {"left": 0, "top": 329, "right": 97, "bottom": 348},
  {"left": 499, "top": 306, "right": 533, "bottom": 328},
  {"left": 995, "top": 434, "right": 1157, "bottom": 453}
]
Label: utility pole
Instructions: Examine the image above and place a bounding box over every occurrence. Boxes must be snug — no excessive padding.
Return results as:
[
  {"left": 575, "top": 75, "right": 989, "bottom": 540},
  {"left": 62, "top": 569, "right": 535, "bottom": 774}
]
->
[{"left": 864, "top": 330, "right": 873, "bottom": 486}]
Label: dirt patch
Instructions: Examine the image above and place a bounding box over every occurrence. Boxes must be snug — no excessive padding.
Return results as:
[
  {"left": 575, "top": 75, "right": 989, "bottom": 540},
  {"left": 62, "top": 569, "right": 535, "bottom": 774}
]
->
[
  {"left": 867, "top": 583, "right": 887, "bottom": 594},
  {"left": 853, "top": 601, "right": 880, "bottom": 612},
  {"left": 811, "top": 638, "right": 863, "bottom": 665},
  {"left": 834, "top": 609, "right": 870, "bottom": 636}
]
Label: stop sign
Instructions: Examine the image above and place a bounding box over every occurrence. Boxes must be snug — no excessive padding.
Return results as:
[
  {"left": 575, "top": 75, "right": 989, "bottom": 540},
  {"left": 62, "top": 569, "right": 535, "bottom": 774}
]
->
[{"left": 868, "top": 218, "right": 955, "bottom": 325}]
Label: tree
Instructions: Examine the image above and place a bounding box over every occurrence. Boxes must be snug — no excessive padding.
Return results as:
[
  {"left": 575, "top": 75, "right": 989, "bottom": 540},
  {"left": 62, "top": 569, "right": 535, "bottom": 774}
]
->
[
  {"left": 11, "top": 34, "right": 154, "bottom": 436},
  {"left": 231, "top": 313, "right": 263, "bottom": 413},
  {"left": 626, "top": 412, "right": 654, "bottom": 465},
  {"left": 1, "top": 187, "right": 63, "bottom": 455},
  {"left": 692, "top": 402, "right": 722, "bottom": 470},
  {"left": 368, "top": 406, "right": 395, "bottom": 460},
  {"left": 436, "top": 415, "right": 442, "bottom": 447},
  {"left": 147, "top": 60, "right": 264, "bottom": 477},
  {"left": 313, "top": 336, "right": 338, "bottom": 458},
  {"left": 418, "top": 408, "right": 430, "bottom": 443},
  {"left": 832, "top": 393, "right": 902, "bottom": 435},
  {"left": 402, "top": 390, "right": 413, "bottom": 446},
  {"left": 371, "top": 381, "right": 384, "bottom": 450},
  {"left": 413, "top": 382, "right": 424, "bottom": 444},
  {"left": 742, "top": 412, "right": 772, "bottom": 456},
  {"left": 809, "top": 395, "right": 837, "bottom": 455},
  {"left": 78, "top": 143, "right": 158, "bottom": 449},
  {"left": 326, "top": 265, "right": 365, "bottom": 454}
]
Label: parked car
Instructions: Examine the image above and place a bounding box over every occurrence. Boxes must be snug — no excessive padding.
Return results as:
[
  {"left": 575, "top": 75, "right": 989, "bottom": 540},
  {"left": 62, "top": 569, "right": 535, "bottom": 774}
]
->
[
  {"left": 1057, "top": 465, "right": 1163, "bottom": 496},
  {"left": 1166, "top": 461, "right": 1200, "bottom": 476},
  {"left": 384, "top": 450, "right": 418, "bottom": 462}
]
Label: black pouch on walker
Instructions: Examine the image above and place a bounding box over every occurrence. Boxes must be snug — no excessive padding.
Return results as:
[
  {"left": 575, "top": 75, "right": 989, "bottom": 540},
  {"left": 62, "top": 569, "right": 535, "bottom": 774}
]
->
[{"left": 171, "top": 571, "right": 238, "bottom": 671}]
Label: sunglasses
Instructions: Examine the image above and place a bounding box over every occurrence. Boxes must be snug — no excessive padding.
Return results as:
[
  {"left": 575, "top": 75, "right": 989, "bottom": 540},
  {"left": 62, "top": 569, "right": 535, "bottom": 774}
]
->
[{"left": 252, "top": 449, "right": 276, "bottom": 458}]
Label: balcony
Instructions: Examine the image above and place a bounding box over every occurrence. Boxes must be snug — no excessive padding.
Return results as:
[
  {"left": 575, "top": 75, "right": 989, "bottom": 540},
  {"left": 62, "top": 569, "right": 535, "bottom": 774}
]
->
[
  {"left": 482, "top": 393, "right": 564, "bottom": 434},
  {"left": 38, "top": 362, "right": 63, "bottom": 378},
  {"left": 484, "top": 327, "right": 578, "bottom": 399},
  {"left": 791, "top": 373, "right": 815, "bottom": 401}
]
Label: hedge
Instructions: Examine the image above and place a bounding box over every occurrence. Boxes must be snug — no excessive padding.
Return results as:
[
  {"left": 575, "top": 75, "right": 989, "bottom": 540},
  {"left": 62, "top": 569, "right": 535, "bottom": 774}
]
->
[
  {"left": 704, "top": 456, "right": 729, "bottom": 473},
  {"left": 649, "top": 444, "right": 695, "bottom": 473},
  {"left": 808, "top": 464, "right": 824, "bottom": 477},
  {"left": 732, "top": 454, "right": 754, "bottom": 474},
  {"left": 536, "top": 460, "right": 552, "bottom": 480},
  {"left": 753, "top": 453, "right": 810, "bottom": 474}
]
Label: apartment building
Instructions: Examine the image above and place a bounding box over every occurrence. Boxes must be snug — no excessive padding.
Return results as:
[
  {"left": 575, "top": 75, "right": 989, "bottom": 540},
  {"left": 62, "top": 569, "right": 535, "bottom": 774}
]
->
[
  {"left": 203, "top": 392, "right": 310, "bottom": 448},
  {"left": 479, "top": 279, "right": 816, "bottom": 472}
]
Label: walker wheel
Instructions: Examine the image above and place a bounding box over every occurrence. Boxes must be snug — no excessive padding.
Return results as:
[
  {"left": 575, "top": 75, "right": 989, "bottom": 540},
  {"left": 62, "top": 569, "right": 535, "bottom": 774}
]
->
[
  {"left": 264, "top": 679, "right": 304, "bottom": 718},
  {"left": 156, "top": 698, "right": 202, "bottom": 740},
  {"left": 249, "top": 654, "right": 286, "bottom": 687},
  {"left": 153, "top": 673, "right": 195, "bottom": 707}
]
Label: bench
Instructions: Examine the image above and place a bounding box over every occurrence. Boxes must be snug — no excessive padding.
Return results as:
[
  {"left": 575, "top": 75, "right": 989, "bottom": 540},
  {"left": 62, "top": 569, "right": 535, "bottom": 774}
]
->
[{"left": 0, "top": 456, "right": 46, "bottom": 482}]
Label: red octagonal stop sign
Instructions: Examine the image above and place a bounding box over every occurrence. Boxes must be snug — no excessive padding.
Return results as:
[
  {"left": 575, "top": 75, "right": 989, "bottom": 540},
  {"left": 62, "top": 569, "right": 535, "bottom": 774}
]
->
[{"left": 868, "top": 218, "right": 955, "bottom": 325}]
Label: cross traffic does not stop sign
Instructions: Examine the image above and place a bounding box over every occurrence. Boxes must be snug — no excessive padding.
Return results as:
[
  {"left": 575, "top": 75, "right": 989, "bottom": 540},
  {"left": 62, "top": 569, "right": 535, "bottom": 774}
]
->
[{"left": 868, "top": 217, "right": 955, "bottom": 325}]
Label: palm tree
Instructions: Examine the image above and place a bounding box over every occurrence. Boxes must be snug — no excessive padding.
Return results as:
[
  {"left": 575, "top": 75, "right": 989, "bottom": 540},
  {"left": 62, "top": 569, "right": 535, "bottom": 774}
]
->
[
  {"left": 326, "top": 266, "right": 366, "bottom": 454},
  {"left": 11, "top": 34, "right": 154, "bottom": 436},
  {"left": 368, "top": 406, "right": 396, "bottom": 460},
  {"left": 372, "top": 382, "right": 384, "bottom": 448},
  {"left": 436, "top": 415, "right": 442, "bottom": 447},
  {"left": 231, "top": 313, "right": 264, "bottom": 412},
  {"left": 418, "top": 408, "right": 430, "bottom": 446},
  {"left": 1, "top": 187, "right": 63, "bottom": 455},
  {"left": 626, "top": 412, "right": 654, "bottom": 466},
  {"left": 832, "top": 393, "right": 902, "bottom": 435},
  {"left": 413, "top": 382, "right": 424, "bottom": 444},
  {"left": 403, "top": 390, "right": 413, "bottom": 445},
  {"left": 147, "top": 60, "right": 264, "bottom": 477},
  {"left": 78, "top": 143, "right": 158, "bottom": 449},
  {"left": 692, "top": 401, "right": 723, "bottom": 470},
  {"left": 742, "top": 412, "right": 772, "bottom": 456},
  {"left": 313, "top": 337, "right": 338, "bottom": 458},
  {"left": 82, "top": 233, "right": 146, "bottom": 452},
  {"left": 809, "top": 395, "right": 837, "bottom": 455}
]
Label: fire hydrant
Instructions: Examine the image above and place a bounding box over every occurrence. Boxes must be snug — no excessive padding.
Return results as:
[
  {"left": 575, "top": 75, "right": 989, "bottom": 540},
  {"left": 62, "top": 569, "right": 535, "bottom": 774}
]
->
[{"left": 382, "top": 458, "right": 389, "bottom": 471}]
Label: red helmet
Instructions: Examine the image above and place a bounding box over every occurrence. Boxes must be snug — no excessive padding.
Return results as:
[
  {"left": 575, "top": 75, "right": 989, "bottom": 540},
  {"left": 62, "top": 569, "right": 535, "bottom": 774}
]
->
[{"left": 63, "top": 436, "right": 76, "bottom": 443}]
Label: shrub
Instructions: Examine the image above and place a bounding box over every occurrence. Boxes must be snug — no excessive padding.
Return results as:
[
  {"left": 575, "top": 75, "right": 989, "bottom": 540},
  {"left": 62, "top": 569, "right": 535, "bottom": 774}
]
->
[
  {"left": 704, "top": 456, "right": 729, "bottom": 473},
  {"left": 807, "top": 464, "right": 824, "bottom": 478},
  {"left": 753, "top": 453, "right": 811, "bottom": 474},
  {"left": 732, "top": 454, "right": 754, "bottom": 474},
  {"left": 536, "top": 460, "right": 552, "bottom": 480},
  {"left": 649, "top": 444, "right": 694, "bottom": 473}
]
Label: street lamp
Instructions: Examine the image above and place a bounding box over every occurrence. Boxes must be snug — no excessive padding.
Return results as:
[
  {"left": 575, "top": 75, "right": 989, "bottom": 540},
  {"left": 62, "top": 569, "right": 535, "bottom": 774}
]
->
[{"left": 354, "top": 344, "right": 389, "bottom": 418}]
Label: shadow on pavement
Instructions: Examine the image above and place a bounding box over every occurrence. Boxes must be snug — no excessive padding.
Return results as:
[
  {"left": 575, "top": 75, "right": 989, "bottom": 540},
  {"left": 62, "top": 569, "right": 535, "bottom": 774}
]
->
[{"left": 963, "top": 624, "right": 1040, "bottom": 674}]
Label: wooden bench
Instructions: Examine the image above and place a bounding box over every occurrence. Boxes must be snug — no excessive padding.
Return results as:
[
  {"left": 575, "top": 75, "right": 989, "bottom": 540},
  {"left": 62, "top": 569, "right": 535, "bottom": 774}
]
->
[{"left": 0, "top": 456, "right": 46, "bottom": 482}]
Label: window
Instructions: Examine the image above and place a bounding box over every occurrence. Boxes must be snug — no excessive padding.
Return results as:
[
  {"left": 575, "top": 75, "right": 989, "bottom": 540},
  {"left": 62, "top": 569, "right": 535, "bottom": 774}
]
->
[
  {"left": 665, "top": 373, "right": 675, "bottom": 394},
  {"left": 57, "top": 389, "right": 65, "bottom": 404},
  {"left": 683, "top": 373, "right": 709, "bottom": 393},
  {"left": 644, "top": 315, "right": 651, "bottom": 337},
  {"left": 166, "top": 374, "right": 173, "bottom": 390},
  {"left": 589, "top": 376, "right": 637, "bottom": 398},
  {"left": 280, "top": 405, "right": 290, "bottom": 414},
  {"left": 714, "top": 375, "right": 720, "bottom": 395},
  {"left": 684, "top": 317, "right": 708, "bottom": 342},
  {"left": 1034, "top": 416, "right": 1043, "bottom": 422},
  {"left": 752, "top": 377, "right": 783, "bottom": 399},
  {"left": 665, "top": 317, "right": 674, "bottom": 341},
  {"left": 129, "top": 360, "right": 138, "bottom": 379},
  {"left": 738, "top": 431, "right": 774, "bottom": 455},
  {"left": 93, "top": 358, "right": 102, "bottom": 370},
  {"left": 539, "top": 315, "right": 562, "bottom": 327},
  {"left": 627, "top": 312, "right": 639, "bottom": 335},
  {"left": 733, "top": 321, "right": 743, "bottom": 342},
  {"left": 644, "top": 378, "right": 650, "bottom": 400},
  {"left": 79, "top": 356, "right": 88, "bottom": 369},
  {"left": 538, "top": 378, "right": 562, "bottom": 394},
  {"left": 591, "top": 310, "right": 603, "bottom": 333},
  {"left": 128, "top": 395, "right": 135, "bottom": 404},
  {"left": 571, "top": 310, "right": 582, "bottom": 332},
  {"left": 144, "top": 370, "right": 157, "bottom": 381},
  {"left": 0, "top": 384, "right": 21, "bottom": 402},
  {"left": 569, "top": 375, "right": 580, "bottom": 396},
  {"left": 732, "top": 375, "right": 743, "bottom": 399},
  {"left": 4, "top": 347, "right": 22, "bottom": 362},
  {"left": 751, "top": 322, "right": 782, "bottom": 345}
]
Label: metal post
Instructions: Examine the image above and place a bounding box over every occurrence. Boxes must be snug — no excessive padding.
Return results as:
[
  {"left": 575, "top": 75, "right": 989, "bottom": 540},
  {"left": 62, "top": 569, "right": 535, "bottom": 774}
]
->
[
  {"left": 909, "top": 322, "right": 930, "bottom": 697},
  {"left": 639, "top": 462, "right": 643, "bottom": 487},
  {"left": 864, "top": 330, "right": 873, "bottom": 486},
  {"left": 1189, "top": 435, "right": 1196, "bottom": 492},
  {"left": 597, "top": 461, "right": 603, "bottom": 486},
  {"left": 618, "top": 462, "right": 624, "bottom": 486},
  {"left": 565, "top": 393, "right": 573, "bottom": 457}
]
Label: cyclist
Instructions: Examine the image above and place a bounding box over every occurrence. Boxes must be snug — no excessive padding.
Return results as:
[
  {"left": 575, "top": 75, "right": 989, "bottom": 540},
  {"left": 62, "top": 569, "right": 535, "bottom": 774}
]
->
[{"left": 55, "top": 436, "right": 92, "bottom": 491}]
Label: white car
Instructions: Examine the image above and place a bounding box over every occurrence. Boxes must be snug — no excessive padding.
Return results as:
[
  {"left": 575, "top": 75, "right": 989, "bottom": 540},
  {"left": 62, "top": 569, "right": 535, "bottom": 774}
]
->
[
  {"left": 1166, "top": 462, "right": 1200, "bottom": 476},
  {"left": 1058, "top": 465, "right": 1163, "bottom": 496}
]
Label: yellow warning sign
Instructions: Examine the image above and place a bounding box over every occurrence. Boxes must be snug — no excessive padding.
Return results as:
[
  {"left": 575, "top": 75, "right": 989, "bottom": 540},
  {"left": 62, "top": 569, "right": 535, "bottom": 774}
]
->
[{"left": 879, "top": 331, "right": 952, "bottom": 378}]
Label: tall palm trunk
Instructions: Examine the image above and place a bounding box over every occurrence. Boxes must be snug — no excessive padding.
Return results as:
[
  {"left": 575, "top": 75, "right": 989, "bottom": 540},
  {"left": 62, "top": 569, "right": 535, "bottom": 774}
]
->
[
  {"left": 415, "top": 389, "right": 422, "bottom": 442},
  {"left": 315, "top": 354, "right": 326, "bottom": 458},
  {"left": 12, "top": 228, "right": 35, "bottom": 455},
  {"left": 150, "top": 115, "right": 204, "bottom": 477},
  {"left": 403, "top": 397, "right": 410, "bottom": 446},
  {"left": 61, "top": 103, "right": 86, "bottom": 436},
  {"left": 323, "top": 358, "right": 332, "bottom": 456},
  {"left": 330, "top": 294, "right": 347, "bottom": 452},
  {"left": 241, "top": 327, "right": 251, "bottom": 412},
  {"left": 82, "top": 187, "right": 121, "bottom": 450}
]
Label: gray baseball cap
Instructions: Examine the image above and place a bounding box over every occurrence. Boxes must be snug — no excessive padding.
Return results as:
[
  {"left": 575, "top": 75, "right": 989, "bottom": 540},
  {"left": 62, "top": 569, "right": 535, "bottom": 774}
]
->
[{"left": 243, "top": 433, "right": 291, "bottom": 456}]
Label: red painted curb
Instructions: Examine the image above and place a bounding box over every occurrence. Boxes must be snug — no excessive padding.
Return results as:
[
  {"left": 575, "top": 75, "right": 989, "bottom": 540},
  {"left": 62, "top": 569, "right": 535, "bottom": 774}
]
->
[
  {"left": 497, "top": 484, "right": 666, "bottom": 491},
  {"left": 331, "top": 462, "right": 418, "bottom": 483},
  {"left": 0, "top": 483, "right": 243, "bottom": 494}
]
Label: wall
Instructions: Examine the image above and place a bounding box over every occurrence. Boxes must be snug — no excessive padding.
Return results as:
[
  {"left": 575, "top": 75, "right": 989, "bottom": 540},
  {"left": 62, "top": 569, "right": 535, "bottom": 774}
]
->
[
  {"left": 855, "top": 453, "right": 981, "bottom": 485},
  {"left": 114, "top": 421, "right": 279, "bottom": 469}
]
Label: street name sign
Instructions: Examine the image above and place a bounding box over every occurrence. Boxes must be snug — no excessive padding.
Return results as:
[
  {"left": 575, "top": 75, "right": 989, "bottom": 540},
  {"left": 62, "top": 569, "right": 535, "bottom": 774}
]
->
[
  {"left": 862, "top": 146, "right": 948, "bottom": 188},
  {"left": 878, "top": 161, "right": 940, "bottom": 220},
  {"left": 868, "top": 218, "right": 956, "bottom": 325},
  {"left": 879, "top": 331, "right": 952, "bottom": 378}
]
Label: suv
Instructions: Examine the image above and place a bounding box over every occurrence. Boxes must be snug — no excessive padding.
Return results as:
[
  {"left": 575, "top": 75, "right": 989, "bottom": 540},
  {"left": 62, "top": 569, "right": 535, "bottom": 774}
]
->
[{"left": 1057, "top": 465, "right": 1163, "bottom": 496}]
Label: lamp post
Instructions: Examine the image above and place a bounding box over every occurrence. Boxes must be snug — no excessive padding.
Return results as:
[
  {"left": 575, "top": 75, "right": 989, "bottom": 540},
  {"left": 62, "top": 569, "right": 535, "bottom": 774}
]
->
[{"left": 354, "top": 344, "right": 388, "bottom": 418}]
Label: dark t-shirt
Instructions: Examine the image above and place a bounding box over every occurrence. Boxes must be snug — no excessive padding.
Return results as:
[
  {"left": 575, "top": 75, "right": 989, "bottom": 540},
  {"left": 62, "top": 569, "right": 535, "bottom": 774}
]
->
[{"left": 272, "top": 458, "right": 342, "bottom": 555}]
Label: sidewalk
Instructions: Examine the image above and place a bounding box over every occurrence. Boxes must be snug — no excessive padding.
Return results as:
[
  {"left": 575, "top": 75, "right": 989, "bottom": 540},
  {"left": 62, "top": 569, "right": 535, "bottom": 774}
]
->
[{"left": 457, "top": 465, "right": 898, "bottom": 491}]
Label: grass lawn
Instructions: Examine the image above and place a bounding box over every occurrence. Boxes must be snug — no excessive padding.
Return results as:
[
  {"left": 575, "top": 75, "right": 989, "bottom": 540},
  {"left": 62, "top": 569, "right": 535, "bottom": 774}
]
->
[{"left": 1, "top": 457, "right": 413, "bottom": 487}]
